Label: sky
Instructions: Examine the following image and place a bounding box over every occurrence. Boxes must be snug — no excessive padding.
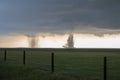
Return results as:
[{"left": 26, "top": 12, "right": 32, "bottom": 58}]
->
[{"left": 0, "top": 0, "right": 120, "bottom": 48}]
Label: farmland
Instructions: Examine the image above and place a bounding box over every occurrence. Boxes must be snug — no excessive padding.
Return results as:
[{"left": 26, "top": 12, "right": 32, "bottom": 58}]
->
[{"left": 0, "top": 48, "right": 120, "bottom": 80}]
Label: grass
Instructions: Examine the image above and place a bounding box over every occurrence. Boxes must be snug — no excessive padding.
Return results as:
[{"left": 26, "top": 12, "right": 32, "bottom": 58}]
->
[
  {"left": 0, "top": 48, "right": 120, "bottom": 80},
  {"left": 0, "top": 62, "right": 80, "bottom": 80}
]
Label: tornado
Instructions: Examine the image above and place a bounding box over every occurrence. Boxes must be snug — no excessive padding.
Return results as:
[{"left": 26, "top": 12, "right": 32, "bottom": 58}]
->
[
  {"left": 26, "top": 34, "right": 39, "bottom": 48},
  {"left": 63, "top": 33, "right": 74, "bottom": 48},
  {"left": 67, "top": 34, "right": 74, "bottom": 48}
]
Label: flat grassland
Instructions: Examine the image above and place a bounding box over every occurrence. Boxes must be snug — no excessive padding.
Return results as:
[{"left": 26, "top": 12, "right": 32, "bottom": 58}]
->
[{"left": 0, "top": 48, "right": 120, "bottom": 80}]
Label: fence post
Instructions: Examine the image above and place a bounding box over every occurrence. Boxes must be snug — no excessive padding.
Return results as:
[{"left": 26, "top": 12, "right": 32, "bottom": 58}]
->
[
  {"left": 4, "top": 49, "right": 7, "bottom": 61},
  {"left": 51, "top": 52, "right": 54, "bottom": 73},
  {"left": 23, "top": 50, "right": 26, "bottom": 65},
  {"left": 104, "top": 56, "right": 107, "bottom": 80}
]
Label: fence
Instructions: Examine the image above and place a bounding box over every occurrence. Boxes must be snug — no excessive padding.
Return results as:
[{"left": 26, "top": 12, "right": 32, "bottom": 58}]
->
[{"left": 0, "top": 48, "right": 120, "bottom": 80}]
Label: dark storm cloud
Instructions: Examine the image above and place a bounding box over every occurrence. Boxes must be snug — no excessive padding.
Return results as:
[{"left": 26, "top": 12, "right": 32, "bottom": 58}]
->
[{"left": 0, "top": 0, "right": 120, "bottom": 35}]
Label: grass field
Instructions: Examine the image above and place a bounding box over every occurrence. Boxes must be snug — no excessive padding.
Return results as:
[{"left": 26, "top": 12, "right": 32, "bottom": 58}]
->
[{"left": 0, "top": 48, "right": 120, "bottom": 80}]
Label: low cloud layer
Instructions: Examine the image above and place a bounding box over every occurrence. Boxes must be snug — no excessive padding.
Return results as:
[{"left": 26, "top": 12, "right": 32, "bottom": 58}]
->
[
  {"left": 0, "top": 0, "right": 120, "bottom": 35},
  {"left": 1, "top": 33, "right": 120, "bottom": 48}
]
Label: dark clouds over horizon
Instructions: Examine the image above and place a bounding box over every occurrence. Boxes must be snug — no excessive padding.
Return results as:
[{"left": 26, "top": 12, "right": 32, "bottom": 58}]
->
[{"left": 0, "top": 0, "right": 120, "bottom": 35}]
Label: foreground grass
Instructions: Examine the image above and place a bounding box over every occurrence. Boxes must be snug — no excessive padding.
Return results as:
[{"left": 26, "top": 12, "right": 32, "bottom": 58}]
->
[
  {"left": 0, "top": 62, "right": 80, "bottom": 80},
  {"left": 0, "top": 48, "right": 120, "bottom": 80}
]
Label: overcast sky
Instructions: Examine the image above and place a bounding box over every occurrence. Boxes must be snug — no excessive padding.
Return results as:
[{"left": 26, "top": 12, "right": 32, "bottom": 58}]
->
[{"left": 0, "top": 0, "right": 120, "bottom": 35}]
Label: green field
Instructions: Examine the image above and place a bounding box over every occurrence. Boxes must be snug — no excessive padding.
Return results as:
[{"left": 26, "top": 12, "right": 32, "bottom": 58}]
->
[{"left": 0, "top": 48, "right": 120, "bottom": 80}]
